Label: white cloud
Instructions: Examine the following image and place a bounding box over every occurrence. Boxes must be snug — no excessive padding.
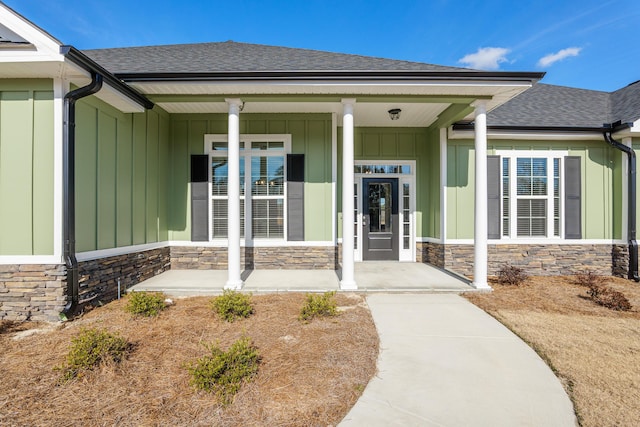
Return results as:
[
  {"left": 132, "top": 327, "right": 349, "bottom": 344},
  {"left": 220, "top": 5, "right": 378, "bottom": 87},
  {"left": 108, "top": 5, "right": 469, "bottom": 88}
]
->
[
  {"left": 458, "top": 47, "right": 511, "bottom": 70},
  {"left": 537, "top": 47, "right": 582, "bottom": 67}
]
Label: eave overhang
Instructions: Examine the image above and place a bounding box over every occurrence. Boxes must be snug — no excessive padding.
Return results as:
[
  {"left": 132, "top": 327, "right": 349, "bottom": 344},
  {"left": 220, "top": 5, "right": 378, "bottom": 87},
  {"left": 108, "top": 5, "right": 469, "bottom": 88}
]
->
[{"left": 61, "top": 46, "right": 154, "bottom": 110}]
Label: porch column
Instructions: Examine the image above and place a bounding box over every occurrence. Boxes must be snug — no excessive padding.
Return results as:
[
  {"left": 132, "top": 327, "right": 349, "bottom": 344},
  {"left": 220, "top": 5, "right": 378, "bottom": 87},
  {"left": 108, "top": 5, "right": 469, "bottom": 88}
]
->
[
  {"left": 340, "top": 99, "right": 357, "bottom": 290},
  {"left": 473, "top": 100, "right": 491, "bottom": 289},
  {"left": 225, "top": 98, "right": 243, "bottom": 290}
]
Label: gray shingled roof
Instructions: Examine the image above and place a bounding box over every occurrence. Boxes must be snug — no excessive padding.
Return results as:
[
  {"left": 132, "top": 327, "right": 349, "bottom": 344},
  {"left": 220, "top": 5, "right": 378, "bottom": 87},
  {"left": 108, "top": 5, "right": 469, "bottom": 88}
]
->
[
  {"left": 611, "top": 80, "right": 640, "bottom": 125},
  {"left": 488, "top": 82, "right": 640, "bottom": 128},
  {"left": 82, "top": 41, "right": 638, "bottom": 128},
  {"left": 83, "top": 41, "right": 468, "bottom": 74}
]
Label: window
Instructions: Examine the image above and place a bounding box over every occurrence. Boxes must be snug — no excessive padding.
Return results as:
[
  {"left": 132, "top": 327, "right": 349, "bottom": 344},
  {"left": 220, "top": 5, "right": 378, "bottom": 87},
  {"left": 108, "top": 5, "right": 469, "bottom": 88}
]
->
[
  {"left": 499, "top": 154, "right": 564, "bottom": 239},
  {"left": 207, "top": 136, "right": 289, "bottom": 240}
]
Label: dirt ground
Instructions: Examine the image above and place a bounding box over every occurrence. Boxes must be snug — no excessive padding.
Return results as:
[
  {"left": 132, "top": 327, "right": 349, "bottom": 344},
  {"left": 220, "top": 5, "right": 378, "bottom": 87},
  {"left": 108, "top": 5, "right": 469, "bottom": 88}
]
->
[
  {"left": 0, "top": 292, "right": 379, "bottom": 427},
  {"left": 465, "top": 275, "right": 640, "bottom": 427}
]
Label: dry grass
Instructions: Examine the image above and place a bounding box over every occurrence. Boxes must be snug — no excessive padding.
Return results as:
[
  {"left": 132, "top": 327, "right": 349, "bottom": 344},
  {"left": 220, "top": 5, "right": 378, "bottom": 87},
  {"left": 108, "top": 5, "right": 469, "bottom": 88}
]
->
[
  {"left": 465, "top": 276, "right": 640, "bottom": 427},
  {"left": 0, "top": 293, "right": 378, "bottom": 426}
]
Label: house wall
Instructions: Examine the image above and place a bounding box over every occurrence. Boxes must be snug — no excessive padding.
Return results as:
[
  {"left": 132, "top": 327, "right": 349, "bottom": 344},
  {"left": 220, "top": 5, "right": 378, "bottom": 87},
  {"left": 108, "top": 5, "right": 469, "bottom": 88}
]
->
[
  {"left": 168, "top": 113, "right": 333, "bottom": 242},
  {"left": 337, "top": 127, "right": 438, "bottom": 239},
  {"left": 446, "top": 139, "right": 623, "bottom": 240},
  {"left": 0, "top": 79, "right": 54, "bottom": 256},
  {"left": 441, "top": 138, "right": 626, "bottom": 277},
  {"left": 75, "top": 97, "right": 171, "bottom": 252}
]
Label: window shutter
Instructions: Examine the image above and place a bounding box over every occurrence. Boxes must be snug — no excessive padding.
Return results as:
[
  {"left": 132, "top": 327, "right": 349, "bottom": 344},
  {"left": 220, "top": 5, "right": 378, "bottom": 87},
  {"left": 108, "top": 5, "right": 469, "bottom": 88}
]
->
[
  {"left": 564, "top": 156, "right": 582, "bottom": 239},
  {"left": 287, "top": 154, "right": 304, "bottom": 241},
  {"left": 487, "top": 155, "right": 501, "bottom": 239},
  {"left": 191, "top": 155, "right": 209, "bottom": 241}
]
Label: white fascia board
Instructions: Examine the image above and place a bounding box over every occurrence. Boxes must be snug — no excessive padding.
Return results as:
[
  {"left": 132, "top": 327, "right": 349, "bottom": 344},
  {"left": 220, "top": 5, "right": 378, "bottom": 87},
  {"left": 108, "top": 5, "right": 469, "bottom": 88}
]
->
[
  {"left": 0, "top": 4, "right": 63, "bottom": 61},
  {"left": 0, "top": 255, "right": 63, "bottom": 265},
  {"left": 448, "top": 127, "right": 603, "bottom": 141},
  {"left": 445, "top": 238, "right": 626, "bottom": 245}
]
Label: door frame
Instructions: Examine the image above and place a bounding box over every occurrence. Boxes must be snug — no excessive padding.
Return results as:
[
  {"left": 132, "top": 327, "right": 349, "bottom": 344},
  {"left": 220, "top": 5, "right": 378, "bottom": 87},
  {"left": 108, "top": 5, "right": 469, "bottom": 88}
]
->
[{"left": 354, "top": 161, "right": 416, "bottom": 262}]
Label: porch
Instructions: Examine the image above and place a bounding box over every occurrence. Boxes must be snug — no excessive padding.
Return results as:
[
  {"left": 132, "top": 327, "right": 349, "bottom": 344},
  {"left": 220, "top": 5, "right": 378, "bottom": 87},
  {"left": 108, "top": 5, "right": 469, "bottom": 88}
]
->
[{"left": 129, "top": 262, "right": 473, "bottom": 296}]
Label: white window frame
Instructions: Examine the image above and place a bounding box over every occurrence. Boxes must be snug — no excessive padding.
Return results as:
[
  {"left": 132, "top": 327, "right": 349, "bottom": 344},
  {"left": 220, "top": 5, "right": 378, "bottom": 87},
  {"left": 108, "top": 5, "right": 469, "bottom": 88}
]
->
[
  {"left": 354, "top": 160, "right": 416, "bottom": 262},
  {"left": 497, "top": 150, "right": 567, "bottom": 241},
  {"left": 204, "top": 134, "right": 292, "bottom": 245}
]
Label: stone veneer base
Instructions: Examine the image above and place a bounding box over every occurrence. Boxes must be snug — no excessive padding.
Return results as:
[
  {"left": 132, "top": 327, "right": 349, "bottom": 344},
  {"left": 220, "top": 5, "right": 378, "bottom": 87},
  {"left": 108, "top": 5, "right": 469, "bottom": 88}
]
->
[
  {"left": 0, "top": 264, "right": 67, "bottom": 322},
  {"left": 77, "top": 247, "right": 171, "bottom": 306},
  {"left": 170, "top": 246, "right": 338, "bottom": 270},
  {"left": 418, "top": 241, "right": 633, "bottom": 278}
]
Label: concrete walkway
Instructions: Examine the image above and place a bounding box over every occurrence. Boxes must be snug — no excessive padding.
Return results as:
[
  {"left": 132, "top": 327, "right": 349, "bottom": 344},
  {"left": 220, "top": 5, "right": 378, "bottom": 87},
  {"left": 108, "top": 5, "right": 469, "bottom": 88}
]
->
[{"left": 339, "top": 294, "right": 577, "bottom": 427}]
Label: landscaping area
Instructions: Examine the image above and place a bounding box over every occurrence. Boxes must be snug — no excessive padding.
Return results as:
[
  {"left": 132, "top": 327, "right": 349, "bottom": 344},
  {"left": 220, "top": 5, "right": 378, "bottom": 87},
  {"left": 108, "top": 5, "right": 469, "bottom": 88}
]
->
[
  {"left": 0, "top": 292, "right": 378, "bottom": 426},
  {"left": 465, "top": 274, "right": 640, "bottom": 427}
]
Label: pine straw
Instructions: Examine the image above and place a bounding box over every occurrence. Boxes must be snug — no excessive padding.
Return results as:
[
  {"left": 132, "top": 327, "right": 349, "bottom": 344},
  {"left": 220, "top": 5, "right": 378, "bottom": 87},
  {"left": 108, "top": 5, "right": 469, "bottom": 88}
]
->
[
  {"left": 0, "top": 293, "right": 378, "bottom": 426},
  {"left": 465, "top": 276, "right": 640, "bottom": 427}
]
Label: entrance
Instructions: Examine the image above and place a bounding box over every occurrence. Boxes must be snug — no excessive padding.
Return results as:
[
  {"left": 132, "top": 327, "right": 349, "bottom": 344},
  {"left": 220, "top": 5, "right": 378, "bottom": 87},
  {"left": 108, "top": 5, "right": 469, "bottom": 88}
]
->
[{"left": 362, "top": 178, "right": 399, "bottom": 260}]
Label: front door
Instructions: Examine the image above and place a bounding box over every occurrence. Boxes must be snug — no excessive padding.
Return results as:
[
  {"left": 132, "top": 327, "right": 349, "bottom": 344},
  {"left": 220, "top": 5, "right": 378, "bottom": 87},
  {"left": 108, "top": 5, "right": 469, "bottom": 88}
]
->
[{"left": 362, "top": 178, "right": 399, "bottom": 260}]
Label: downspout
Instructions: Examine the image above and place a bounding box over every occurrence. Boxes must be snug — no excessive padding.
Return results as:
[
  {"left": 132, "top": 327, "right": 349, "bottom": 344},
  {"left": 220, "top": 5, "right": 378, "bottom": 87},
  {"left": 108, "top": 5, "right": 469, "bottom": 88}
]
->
[
  {"left": 604, "top": 129, "right": 640, "bottom": 281},
  {"left": 62, "top": 72, "right": 103, "bottom": 316}
]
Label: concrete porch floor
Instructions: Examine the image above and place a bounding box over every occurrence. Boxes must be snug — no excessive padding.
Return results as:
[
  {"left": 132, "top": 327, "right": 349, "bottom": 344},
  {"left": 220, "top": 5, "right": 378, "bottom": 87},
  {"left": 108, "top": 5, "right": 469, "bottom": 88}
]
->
[{"left": 129, "top": 262, "right": 474, "bottom": 295}]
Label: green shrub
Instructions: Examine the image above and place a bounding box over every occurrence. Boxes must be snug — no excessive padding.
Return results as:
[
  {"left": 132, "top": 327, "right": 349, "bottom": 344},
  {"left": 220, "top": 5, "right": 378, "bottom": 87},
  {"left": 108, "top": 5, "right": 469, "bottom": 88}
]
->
[
  {"left": 299, "top": 291, "right": 338, "bottom": 322},
  {"left": 211, "top": 291, "right": 254, "bottom": 322},
  {"left": 497, "top": 264, "right": 528, "bottom": 286},
  {"left": 186, "top": 337, "right": 260, "bottom": 404},
  {"left": 125, "top": 291, "right": 167, "bottom": 317},
  {"left": 58, "top": 328, "right": 130, "bottom": 381}
]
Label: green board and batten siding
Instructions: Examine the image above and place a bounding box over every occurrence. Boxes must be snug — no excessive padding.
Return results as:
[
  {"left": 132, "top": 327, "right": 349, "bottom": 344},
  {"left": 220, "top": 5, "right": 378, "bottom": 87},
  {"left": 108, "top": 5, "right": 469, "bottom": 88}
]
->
[
  {"left": 337, "top": 127, "right": 441, "bottom": 240},
  {"left": 75, "top": 96, "right": 170, "bottom": 253},
  {"left": 169, "top": 113, "right": 333, "bottom": 242},
  {"left": 0, "top": 80, "right": 54, "bottom": 255},
  {"left": 446, "top": 139, "right": 623, "bottom": 240}
]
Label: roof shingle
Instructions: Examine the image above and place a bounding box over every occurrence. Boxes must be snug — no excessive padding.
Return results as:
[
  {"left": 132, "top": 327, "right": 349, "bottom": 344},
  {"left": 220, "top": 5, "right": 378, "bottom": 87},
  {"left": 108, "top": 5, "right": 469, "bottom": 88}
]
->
[{"left": 83, "top": 41, "right": 467, "bottom": 74}]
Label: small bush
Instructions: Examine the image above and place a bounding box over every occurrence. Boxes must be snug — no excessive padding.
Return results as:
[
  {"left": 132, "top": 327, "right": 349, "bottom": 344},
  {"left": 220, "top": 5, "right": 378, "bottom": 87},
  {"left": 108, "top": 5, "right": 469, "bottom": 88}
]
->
[
  {"left": 497, "top": 264, "right": 528, "bottom": 286},
  {"left": 211, "top": 291, "right": 254, "bottom": 322},
  {"left": 588, "top": 286, "right": 632, "bottom": 311},
  {"left": 574, "top": 269, "right": 607, "bottom": 288},
  {"left": 186, "top": 337, "right": 260, "bottom": 404},
  {"left": 299, "top": 291, "right": 338, "bottom": 322},
  {"left": 58, "top": 328, "right": 130, "bottom": 381},
  {"left": 125, "top": 291, "right": 167, "bottom": 317}
]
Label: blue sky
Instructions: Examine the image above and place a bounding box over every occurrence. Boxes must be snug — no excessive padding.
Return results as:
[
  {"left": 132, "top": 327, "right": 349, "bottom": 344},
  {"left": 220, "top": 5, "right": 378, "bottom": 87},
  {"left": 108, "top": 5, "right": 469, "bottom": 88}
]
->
[{"left": 5, "top": 0, "right": 640, "bottom": 91}]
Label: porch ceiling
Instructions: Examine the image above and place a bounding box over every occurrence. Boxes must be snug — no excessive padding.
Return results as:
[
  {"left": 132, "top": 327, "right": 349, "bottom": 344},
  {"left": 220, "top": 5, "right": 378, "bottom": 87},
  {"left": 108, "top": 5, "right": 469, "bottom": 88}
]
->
[
  {"left": 156, "top": 100, "right": 451, "bottom": 127},
  {"left": 134, "top": 80, "right": 534, "bottom": 125}
]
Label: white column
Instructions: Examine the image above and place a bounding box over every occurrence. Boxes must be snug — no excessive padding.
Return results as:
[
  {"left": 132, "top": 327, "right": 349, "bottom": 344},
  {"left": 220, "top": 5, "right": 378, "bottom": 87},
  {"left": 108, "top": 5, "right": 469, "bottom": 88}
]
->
[
  {"left": 473, "top": 101, "right": 491, "bottom": 289},
  {"left": 225, "top": 98, "right": 243, "bottom": 290},
  {"left": 340, "top": 99, "right": 357, "bottom": 290}
]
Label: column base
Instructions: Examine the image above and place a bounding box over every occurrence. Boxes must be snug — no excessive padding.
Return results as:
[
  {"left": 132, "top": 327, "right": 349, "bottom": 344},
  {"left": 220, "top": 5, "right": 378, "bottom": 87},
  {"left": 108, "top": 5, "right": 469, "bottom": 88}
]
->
[
  {"left": 340, "top": 280, "right": 358, "bottom": 290},
  {"left": 472, "top": 281, "right": 492, "bottom": 290},
  {"left": 224, "top": 280, "right": 244, "bottom": 290}
]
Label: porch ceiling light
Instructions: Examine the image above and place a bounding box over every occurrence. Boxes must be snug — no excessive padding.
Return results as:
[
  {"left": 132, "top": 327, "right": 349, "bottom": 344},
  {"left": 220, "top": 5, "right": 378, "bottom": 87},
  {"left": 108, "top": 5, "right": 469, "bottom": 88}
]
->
[{"left": 388, "top": 108, "right": 401, "bottom": 120}]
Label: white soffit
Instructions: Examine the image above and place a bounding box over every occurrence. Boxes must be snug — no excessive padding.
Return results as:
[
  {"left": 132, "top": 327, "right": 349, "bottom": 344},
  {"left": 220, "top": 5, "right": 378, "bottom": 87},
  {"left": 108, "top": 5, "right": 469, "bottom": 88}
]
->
[
  {"left": 133, "top": 80, "right": 532, "bottom": 118},
  {"left": 157, "top": 100, "right": 449, "bottom": 127},
  {"left": 66, "top": 67, "right": 145, "bottom": 113}
]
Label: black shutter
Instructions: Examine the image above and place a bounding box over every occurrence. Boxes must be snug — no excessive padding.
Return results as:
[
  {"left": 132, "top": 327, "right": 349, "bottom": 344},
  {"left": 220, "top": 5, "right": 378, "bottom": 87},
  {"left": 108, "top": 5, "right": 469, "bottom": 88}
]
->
[
  {"left": 287, "top": 154, "right": 304, "bottom": 241},
  {"left": 487, "top": 155, "right": 501, "bottom": 239},
  {"left": 191, "top": 155, "right": 209, "bottom": 242},
  {"left": 564, "top": 156, "right": 582, "bottom": 239}
]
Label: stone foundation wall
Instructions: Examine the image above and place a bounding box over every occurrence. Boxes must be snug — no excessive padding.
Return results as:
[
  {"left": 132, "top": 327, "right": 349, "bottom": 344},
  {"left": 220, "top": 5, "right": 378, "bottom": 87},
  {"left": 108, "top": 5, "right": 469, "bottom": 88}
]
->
[
  {"left": 416, "top": 242, "right": 445, "bottom": 268},
  {"left": 77, "top": 247, "right": 170, "bottom": 305},
  {"left": 0, "top": 264, "right": 67, "bottom": 322},
  {"left": 426, "top": 243, "right": 631, "bottom": 278},
  {"left": 171, "top": 246, "right": 338, "bottom": 270}
]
